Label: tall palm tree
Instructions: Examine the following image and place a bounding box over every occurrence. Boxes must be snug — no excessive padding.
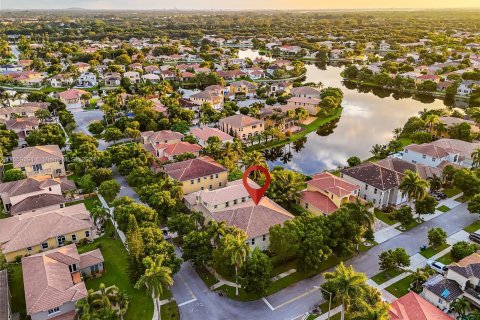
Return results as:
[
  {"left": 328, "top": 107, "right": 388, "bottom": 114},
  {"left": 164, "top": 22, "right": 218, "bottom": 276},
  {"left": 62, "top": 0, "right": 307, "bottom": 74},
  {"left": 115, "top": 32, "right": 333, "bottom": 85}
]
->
[
  {"left": 425, "top": 114, "right": 439, "bottom": 131},
  {"left": 392, "top": 127, "right": 402, "bottom": 139},
  {"left": 90, "top": 204, "right": 110, "bottom": 230},
  {"left": 472, "top": 147, "right": 480, "bottom": 168},
  {"left": 224, "top": 232, "right": 250, "bottom": 296},
  {"left": 427, "top": 174, "right": 442, "bottom": 193},
  {"left": 242, "top": 151, "right": 267, "bottom": 181},
  {"left": 399, "top": 170, "right": 429, "bottom": 217},
  {"left": 135, "top": 255, "right": 174, "bottom": 318},
  {"left": 435, "top": 122, "right": 447, "bottom": 138},
  {"left": 323, "top": 262, "right": 367, "bottom": 320},
  {"left": 91, "top": 283, "right": 119, "bottom": 309},
  {"left": 207, "top": 220, "right": 227, "bottom": 248},
  {"left": 350, "top": 303, "right": 390, "bottom": 320},
  {"left": 451, "top": 297, "right": 470, "bottom": 319}
]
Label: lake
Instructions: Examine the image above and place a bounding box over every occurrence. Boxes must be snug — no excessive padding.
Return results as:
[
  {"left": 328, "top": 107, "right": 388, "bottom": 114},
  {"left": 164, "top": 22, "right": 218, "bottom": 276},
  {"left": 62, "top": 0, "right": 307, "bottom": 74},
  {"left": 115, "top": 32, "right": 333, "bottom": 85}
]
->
[{"left": 238, "top": 49, "right": 448, "bottom": 175}]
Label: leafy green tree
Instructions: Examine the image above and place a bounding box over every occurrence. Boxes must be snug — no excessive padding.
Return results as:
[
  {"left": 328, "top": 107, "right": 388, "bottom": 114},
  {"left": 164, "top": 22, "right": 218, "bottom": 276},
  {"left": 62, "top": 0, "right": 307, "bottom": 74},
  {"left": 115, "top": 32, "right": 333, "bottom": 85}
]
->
[
  {"left": 378, "top": 248, "right": 410, "bottom": 272},
  {"left": 98, "top": 179, "right": 121, "bottom": 203},
  {"left": 182, "top": 231, "right": 213, "bottom": 266},
  {"left": 426, "top": 175, "right": 442, "bottom": 193},
  {"left": 468, "top": 194, "right": 480, "bottom": 215},
  {"left": 167, "top": 213, "right": 197, "bottom": 238},
  {"left": 268, "top": 220, "right": 303, "bottom": 265},
  {"left": 88, "top": 168, "right": 113, "bottom": 187},
  {"left": 347, "top": 156, "right": 361, "bottom": 167},
  {"left": 25, "top": 124, "right": 66, "bottom": 148},
  {"left": 415, "top": 195, "right": 438, "bottom": 218},
  {"left": 126, "top": 214, "right": 145, "bottom": 282},
  {"left": 427, "top": 227, "right": 447, "bottom": 248},
  {"left": 266, "top": 168, "right": 305, "bottom": 207},
  {"left": 88, "top": 121, "right": 105, "bottom": 135},
  {"left": 78, "top": 174, "right": 97, "bottom": 194},
  {"left": 297, "top": 216, "right": 332, "bottom": 271},
  {"left": 451, "top": 297, "right": 471, "bottom": 319},
  {"left": 103, "top": 127, "right": 123, "bottom": 143},
  {"left": 240, "top": 248, "right": 272, "bottom": 296},
  {"left": 393, "top": 206, "right": 414, "bottom": 227},
  {"left": 3, "top": 169, "right": 25, "bottom": 182},
  {"left": 91, "top": 283, "right": 119, "bottom": 309},
  {"left": 451, "top": 241, "right": 478, "bottom": 261},
  {"left": 453, "top": 169, "right": 480, "bottom": 197}
]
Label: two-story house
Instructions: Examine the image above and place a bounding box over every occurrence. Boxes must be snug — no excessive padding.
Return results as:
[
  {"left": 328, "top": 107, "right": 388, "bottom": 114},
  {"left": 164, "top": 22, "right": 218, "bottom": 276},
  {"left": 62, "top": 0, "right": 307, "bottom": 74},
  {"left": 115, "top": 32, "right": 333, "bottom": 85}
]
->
[
  {"left": 219, "top": 114, "right": 264, "bottom": 141},
  {"left": 76, "top": 72, "right": 97, "bottom": 87},
  {"left": 144, "top": 141, "right": 202, "bottom": 162},
  {"left": 291, "top": 86, "right": 321, "bottom": 99},
  {"left": 190, "top": 90, "right": 224, "bottom": 110},
  {"left": 22, "top": 244, "right": 104, "bottom": 320},
  {"left": 163, "top": 156, "right": 228, "bottom": 194},
  {"left": 0, "top": 102, "right": 49, "bottom": 124},
  {"left": 12, "top": 145, "right": 66, "bottom": 178},
  {"left": 141, "top": 130, "right": 184, "bottom": 145},
  {"left": 299, "top": 172, "right": 361, "bottom": 216},
  {"left": 340, "top": 162, "right": 407, "bottom": 208},
  {"left": 123, "top": 71, "right": 141, "bottom": 83},
  {"left": 58, "top": 89, "right": 88, "bottom": 109},
  {"left": 6, "top": 117, "right": 39, "bottom": 146},
  {"left": 0, "top": 203, "right": 95, "bottom": 262},
  {"left": 189, "top": 127, "right": 234, "bottom": 146},
  {"left": 286, "top": 97, "right": 320, "bottom": 115},
  {"left": 229, "top": 80, "right": 258, "bottom": 99}
]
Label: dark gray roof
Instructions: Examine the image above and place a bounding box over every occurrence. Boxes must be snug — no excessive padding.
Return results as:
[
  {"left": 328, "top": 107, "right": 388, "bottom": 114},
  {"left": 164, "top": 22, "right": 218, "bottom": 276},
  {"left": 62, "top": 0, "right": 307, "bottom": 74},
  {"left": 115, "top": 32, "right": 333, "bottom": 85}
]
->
[
  {"left": 340, "top": 162, "right": 404, "bottom": 191},
  {"left": 424, "top": 276, "right": 463, "bottom": 302},
  {"left": 449, "top": 263, "right": 480, "bottom": 279},
  {"left": 10, "top": 193, "right": 66, "bottom": 215},
  {"left": 0, "top": 269, "right": 11, "bottom": 320}
]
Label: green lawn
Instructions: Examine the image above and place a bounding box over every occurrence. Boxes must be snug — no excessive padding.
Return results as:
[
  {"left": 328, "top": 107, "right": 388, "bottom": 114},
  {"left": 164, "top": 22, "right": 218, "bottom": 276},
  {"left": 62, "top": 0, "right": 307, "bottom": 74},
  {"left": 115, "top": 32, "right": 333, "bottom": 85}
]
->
[
  {"left": 398, "top": 137, "right": 413, "bottom": 147},
  {"left": 374, "top": 209, "right": 396, "bottom": 226},
  {"left": 371, "top": 269, "right": 404, "bottom": 285},
  {"left": 385, "top": 275, "right": 414, "bottom": 298},
  {"left": 456, "top": 195, "right": 471, "bottom": 203},
  {"left": 194, "top": 265, "right": 219, "bottom": 287},
  {"left": 444, "top": 188, "right": 462, "bottom": 198},
  {"left": 420, "top": 243, "right": 450, "bottom": 259},
  {"left": 160, "top": 301, "right": 180, "bottom": 320},
  {"left": 78, "top": 235, "right": 154, "bottom": 320},
  {"left": 396, "top": 220, "right": 420, "bottom": 231},
  {"left": 66, "top": 195, "right": 100, "bottom": 212},
  {"left": 437, "top": 252, "right": 454, "bottom": 265},
  {"left": 464, "top": 220, "right": 480, "bottom": 233},
  {"left": 437, "top": 205, "right": 450, "bottom": 213},
  {"left": 9, "top": 264, "right": 27, "bottom": 319}
]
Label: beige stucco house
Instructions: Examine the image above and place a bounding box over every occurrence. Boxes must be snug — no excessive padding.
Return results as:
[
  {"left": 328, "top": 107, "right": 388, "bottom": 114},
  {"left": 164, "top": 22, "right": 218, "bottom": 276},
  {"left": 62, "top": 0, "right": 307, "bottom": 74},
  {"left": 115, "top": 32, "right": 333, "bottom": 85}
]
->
[
  {"left": 219, "top": 114, "right": 264, "bottom": 141},
  {"left": 12, "top": 145, "right": 66, "bottom": 178}
]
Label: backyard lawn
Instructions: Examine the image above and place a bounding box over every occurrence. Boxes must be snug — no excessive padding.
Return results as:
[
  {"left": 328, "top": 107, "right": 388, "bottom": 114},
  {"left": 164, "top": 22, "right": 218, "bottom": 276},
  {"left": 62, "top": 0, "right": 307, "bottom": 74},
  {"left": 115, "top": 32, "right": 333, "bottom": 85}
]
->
[
  {"left": 78, "top": 235, "right": 154, "bottom": 320},
  {"left": 66, "top": 195, "right": 100, "bottom": 212},
  {"left": 385, "top": 275, "right": 414, "bottom": 298},
  {"left": 420, "top": 243, "right": 450, "bottom": 259},
  {"left": 9, "top": 264, "right": 26, "bottom": 319},
  {"left": 374, "top": 209, "right": 396, "bottom": 226}
]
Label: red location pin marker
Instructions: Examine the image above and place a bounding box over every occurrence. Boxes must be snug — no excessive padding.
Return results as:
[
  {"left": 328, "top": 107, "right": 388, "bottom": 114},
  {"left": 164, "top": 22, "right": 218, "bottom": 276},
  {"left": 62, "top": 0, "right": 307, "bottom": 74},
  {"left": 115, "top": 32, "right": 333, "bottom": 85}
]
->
[{"left": 242, "top": 165, "right": 271, "bottom": 205}]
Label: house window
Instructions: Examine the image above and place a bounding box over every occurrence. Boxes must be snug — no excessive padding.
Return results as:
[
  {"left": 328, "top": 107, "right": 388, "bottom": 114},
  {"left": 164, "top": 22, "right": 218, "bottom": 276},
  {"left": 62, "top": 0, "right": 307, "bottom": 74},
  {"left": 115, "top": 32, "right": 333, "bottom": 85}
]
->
[
  {"left": 422, "top": 154, "right": 426, "bottom": 159},
  {"left": 305, "top": 203, "right": 309, "bottom": 209},
  {"left": 251, "top": 238, "right": 255, "bottom": 245},
  {"left": 33, "top": 164, "right": 43, "bottom": 172},
  {"left": 42, "top": 242, "right": 48, "bottom": 249},
  {"left": 69, "top": 264, "right": 78, "bottom": 272},
  {"left": 365, "top": 185, "right": 368, "bottom": 190},
  {"left": 374, "top": 188, "right": 377, "bottom": 194},
  {"left": 27, "top": 246, "right": 32, "bottom": 251},
  {"left": 197, "top": 178, "right": 201, "bottom": 182},
  {"left": 204, "top": 176, "right": 207, "bottom": 180},
  {"left": 219, "top": 182, "right": 222, "bottom": 187},
  {"left": 214, "top": 205, "right": 218, "bottom": 209},
  {"left": 432, "top": 158, "right": 436, "bottom": 161},
  {"left": 201, "top": 187, "right": 204, "bottom": 190},
  {"left": 57, "top": 235, "right": 66, "bottom": 246},
  {"left": 373, "top": 199, "right": 376, "bottom": 204},
  {"left": 242, "top": 197, "right": 245, "bottom": 202},
  {"left": 226, "top": 202, "right": 230, "bottom": 207},
  {"left": 216, "top": 174, "right": 219, "bottom": 178},
  {"left": 363, "top": 195, "right": 367, "bottom": 200},
  {"left": 49, "top": 187, "right": 52, "bottom": 191},
  {"left": 263, "top": 235, "right": 266, "bottom": 241},
  {"left": 85, "top": 230, "right": 90, "bottom": 238},
  {"left": 191, "top": 180, "right": 194, "bottom": 185},
  {"left": 72, "top": 234, "right": 77, "bottom": 242},
  {"left": 91, "top": 264, "right": 100, "bottom": 273},
  {"left": 234, "top": 199, "right": 238, "bottom": 205},
  {"left": 210, "top": 175, "right": 214, "bottom": 179},
  {"left": 48, "top": 307, "right": 60, "bottom": 315},
  {"left": 438, "top": 298, "right": 443, "bottom": 304}
]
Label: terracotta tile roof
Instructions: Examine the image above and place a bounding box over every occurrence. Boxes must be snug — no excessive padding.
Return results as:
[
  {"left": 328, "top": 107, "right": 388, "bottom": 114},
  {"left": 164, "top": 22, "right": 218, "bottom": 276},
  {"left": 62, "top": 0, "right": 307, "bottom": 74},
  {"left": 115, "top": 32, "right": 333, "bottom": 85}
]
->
[
  {"left": 300, "top": 191, "right": 339, "bottom": 215},
  {"left": 58, "top": 89, "right": 87, "bottom": 100},
  {"left": 186, "top": 179, "right": 257, "bottom": 208},
  {"left": 291, "top": 86, "right": 321, "bottom": 96},
  {"left": 0, "top": 203, "right": 93, "bottom": 254},
  {"left": 448, "top": 253, "right": 480, "bottom": 278},
  {"left": 0, "top": 270, "right": 10, "bottom": 320},
  {"left": 389, "top": 291, "right": 453, "bottom": 320},
  {"left": 439, "top": 116, "right": 478, "bottom": 130},
  {"left": 10, "top": 193, "right": 66, "bottom": 215},
  {"left": 340, "top": 162, "right": 404, "bottom": 191},
  {"left": 376, "top": 158, "right": 442, "bottom": 180},
  {"left": 432, "top": 139, "right": 480, "bottom": 160},
  {"left": 230, "top": 80, "right": 258, "bottom": 89},
  {"left": 190, "top": 127, "right": 233, "bottom": 142},
  {"left": 0, "top": 103, "right": 48, "bottom": 116},
  {"left": 12, "top": 145, "right": 63, "bottom": 168},
  {"left": 211, "top": 197, "right": 294, "bottom": 239},
  {"left": 190, "top": 90, "right": 221, "bottom": 101},
  {"left": 219, "top": 114, "right": 264, "bottom": 128},
  {"left": 0, "top": 176, "right": 62, "bottom": 197},
  {"left": 6, "top": 117, "right": 39, "bottom": 130},
  {"left": 79, "top": 249, "right": 104, "bottom": 269},
  {"left": 22, "top": 244, "right": 88, "bottom": 315},
  {"left": 308, "top": 172, "right": 359, "bottom": 197},
  {"left": 149, "top": 142, "right": 202, "bottom": 157},
  {"left": 164, "top": 156, "right": 227, "bottom": 182},
  {"left": 141, "top": 130, "right": 184, "bottom": 143},
  {"left": 288, "top": 97, "right": 321, "bottom": 105},
  {"left": 405, "top": 144, "right": 450, "bottom": 158}
]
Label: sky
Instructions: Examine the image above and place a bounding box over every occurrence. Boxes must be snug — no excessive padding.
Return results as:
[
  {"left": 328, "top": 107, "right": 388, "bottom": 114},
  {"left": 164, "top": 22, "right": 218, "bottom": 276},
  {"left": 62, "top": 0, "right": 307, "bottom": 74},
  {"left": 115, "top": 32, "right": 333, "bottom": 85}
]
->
[{"left": 2, "top": 0, "right": 480, "bottom": 10}]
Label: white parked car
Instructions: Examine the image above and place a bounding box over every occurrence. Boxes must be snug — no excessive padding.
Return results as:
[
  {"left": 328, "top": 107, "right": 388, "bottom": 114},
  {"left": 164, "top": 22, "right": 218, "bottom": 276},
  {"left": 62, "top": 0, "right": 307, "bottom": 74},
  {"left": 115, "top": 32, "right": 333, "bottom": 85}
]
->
[{"left": 427, "top": 260, "right": 448, "bottom": 275}]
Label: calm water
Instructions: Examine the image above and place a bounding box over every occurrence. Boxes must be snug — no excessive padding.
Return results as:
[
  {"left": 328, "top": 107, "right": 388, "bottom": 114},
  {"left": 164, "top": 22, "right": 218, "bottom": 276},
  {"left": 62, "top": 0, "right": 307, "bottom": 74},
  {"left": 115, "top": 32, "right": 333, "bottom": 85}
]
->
[{"left": 239, "top": 50, "right": 448, "bottom": 175}]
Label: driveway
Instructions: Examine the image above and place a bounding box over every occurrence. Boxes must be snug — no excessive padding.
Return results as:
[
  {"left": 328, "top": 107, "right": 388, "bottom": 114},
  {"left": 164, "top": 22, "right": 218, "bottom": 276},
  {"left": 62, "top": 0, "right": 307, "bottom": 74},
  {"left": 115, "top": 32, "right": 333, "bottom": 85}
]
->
[{"left": 174, "top": 203, "right": 477, "bottom": 320}]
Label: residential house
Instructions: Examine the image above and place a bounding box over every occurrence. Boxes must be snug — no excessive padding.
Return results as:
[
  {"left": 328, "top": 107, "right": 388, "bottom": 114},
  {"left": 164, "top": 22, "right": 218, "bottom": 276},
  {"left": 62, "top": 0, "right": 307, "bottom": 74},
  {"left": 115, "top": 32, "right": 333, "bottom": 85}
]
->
[
  {"left": 190, "top": 90, "right": 224, "bottom": 110},
  {"left": 299, "top": 172, "right": 360, "bottom": 216},
  {"left": 179, "top": 98, "right": 200, "bottom": 124},
  {"left": 429, "top": 116, "right": 480, "bottom": 139},
  {"left": 163, "top": 156, "right": 228, "bottom": 194},
  {"left": 209, "top": 196, "right": 294, "bottom": 251},
  {"left": 141, "top": 130, "right": 184, "bottom": 145},
  {"left": 389, "top": 291, "right": 453, "bottom": 320},
  {"left": 123, "top": 71, "right": 140, "bottom": 83},
  {"left": 0, "top": 102, "right": 49, "bottom": 123},
  {"left": 0, "top": 270, "right": 12, "bottom": 320},
  {"left": 229, "top": 80, "right": 258, "bottom": 99},
  {"left": 340, "top": 162, "right": 408, "bottom": 208},
  {"left": 287, "top": 97, "right": 321, "bottom": 115},
  {"left": 104, "top": 72, "right": 121, "bottom": 86},
  {"left": 22, "top": 244, "right": 104, "bottom": 320},
  {"left": 6, "top": 117, "right": 39, "bottom": 146},
  {"left": 219, "top": 114, "right": 264, "bottom": 141},
  {"left": 76, "top": 72, "right": 97, "bottom": 87},
  {"left": 73, "top": 62, "right": 91, "bottom": 73},
  {"left": 12, "top": 145, "right": 66, "bottom": 178},
  {"left": 270, "top": 81, "right": 293, "bottom": 95},
  {"left": 189, "top": 127, "right": 234, "bottom": 146},
  {"left": 292, "top": 86, "right": 321, "bottom": 99},
  {"left": 49, "top": 74, "right": 73, "bottom": 88},
  {"left": 144, "top": 65, "right": 160, "bottom": 74},
  {"left": 0, "top": 175, "right": 75, "bottom": 214},
  {"left": 58, "top": 89, "right": 88, "bottom": 109},
  {"left": 457, "top": 80, "right": 480, "bottom": 96},
  {"left": 376, "top": 157, "right": 442, "bottom": 180},
  {"left": 144, "top": 141, "right": 202, "bottom": 162},
  {"left": 259, "top": 105, "right": 298, "bottom": 133},
  {"left": 143, "top": 73, "right": 161, "bottom": 83},
  {"left": 0, "top": 203, "right": 95, "bottom": 262}
]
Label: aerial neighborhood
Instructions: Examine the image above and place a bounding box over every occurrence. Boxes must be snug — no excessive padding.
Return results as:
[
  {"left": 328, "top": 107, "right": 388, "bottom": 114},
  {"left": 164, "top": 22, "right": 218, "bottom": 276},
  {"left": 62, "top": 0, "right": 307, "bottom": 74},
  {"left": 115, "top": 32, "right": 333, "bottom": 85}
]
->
[{"left": 1, "top": 8, "right": 480, "bottom": 320}]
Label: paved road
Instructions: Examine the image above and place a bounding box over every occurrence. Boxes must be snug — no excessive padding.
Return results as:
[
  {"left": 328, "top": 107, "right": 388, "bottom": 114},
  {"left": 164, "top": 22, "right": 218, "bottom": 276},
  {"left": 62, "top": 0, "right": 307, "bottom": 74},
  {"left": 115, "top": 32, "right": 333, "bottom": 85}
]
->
[{"left": 173, "top": 203, "right": 477, "bottom": 320}]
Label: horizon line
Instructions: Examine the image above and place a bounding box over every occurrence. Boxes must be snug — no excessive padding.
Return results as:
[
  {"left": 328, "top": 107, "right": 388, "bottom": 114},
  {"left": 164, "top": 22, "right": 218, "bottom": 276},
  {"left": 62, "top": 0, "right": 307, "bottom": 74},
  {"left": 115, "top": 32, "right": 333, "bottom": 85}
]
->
[{"left": 2, "top": 7, "right": 480, "bottom": 11}]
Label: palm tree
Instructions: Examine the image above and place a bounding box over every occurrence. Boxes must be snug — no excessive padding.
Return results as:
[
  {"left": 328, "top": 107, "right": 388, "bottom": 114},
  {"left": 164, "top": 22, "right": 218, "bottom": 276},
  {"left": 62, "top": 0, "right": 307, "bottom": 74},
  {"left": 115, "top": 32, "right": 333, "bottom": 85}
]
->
[
  {"left": 425, "top": 114, "right": 439, "bottom": 131},
  {"left": 435, "top": 122, "right": 447, "bottom": 138},
  {"left": 207, "top": 220, "right": 227, "bottom": 248},
  {"left": 323, "top": 262, "right": 367, "bottom": 320},
  {"left": 90, "top": 204, "right": 110, "bottom": 230},
  {"left": 224, "top": 232, "right": 250, "bottom": 296},
  {"left": 392, "top": 127, "right": 402, "bottom": 139},
  {"left": 350, "top": 303, "right": 390, "bottom": 320},
  {"left": 451, "top": 297, "right": 470, "bottom": 319},
  {"left": 427, "top": 174, "right": 442, "bottom": 193},
  {"left": 472, "top": 147, "right": 480, "bottom": 168},
  {"left": 242, "top": 151, "right": 267, "bottom": 180},
  {"left": 370, "top": 144, "right": 384, "bottom": 158},
  {"left": 399, "top": 170, "right": 429, "bottom": 218},
  {"left": 410, "top": 267, "right": 433, "bottom": 291},
  {"left": 91, "top": 283, "right": 119, "bottom": 309},
  {"left": 135, "top": 255, "right": 174, "bottom": 318}
]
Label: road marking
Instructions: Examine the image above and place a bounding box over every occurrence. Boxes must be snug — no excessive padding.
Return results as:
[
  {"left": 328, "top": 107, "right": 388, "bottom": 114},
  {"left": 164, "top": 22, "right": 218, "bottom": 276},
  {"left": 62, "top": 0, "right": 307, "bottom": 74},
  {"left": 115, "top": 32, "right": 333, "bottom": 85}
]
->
[
  {"left": 288, "top": 313, "right": 309, "bottom": 320},
  {"left": 178, "top": 274, "right": 197, "bottom": 299},
  {"left": 272, "top": 287, "right": 319, "bottom": 310},
  {"left": 178, "top": 298, "right": 198, "bottom": 307},
  {"left": 262, "top": 297, "right": 275, "bottom": 311}
]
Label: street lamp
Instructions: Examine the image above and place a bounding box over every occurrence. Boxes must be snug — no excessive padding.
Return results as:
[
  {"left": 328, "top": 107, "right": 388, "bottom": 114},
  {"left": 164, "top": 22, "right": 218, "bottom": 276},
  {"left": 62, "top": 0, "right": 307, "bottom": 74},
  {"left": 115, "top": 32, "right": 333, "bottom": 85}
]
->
[{"left": 316, "top": 286, "right": 333, "bottom": 320}]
